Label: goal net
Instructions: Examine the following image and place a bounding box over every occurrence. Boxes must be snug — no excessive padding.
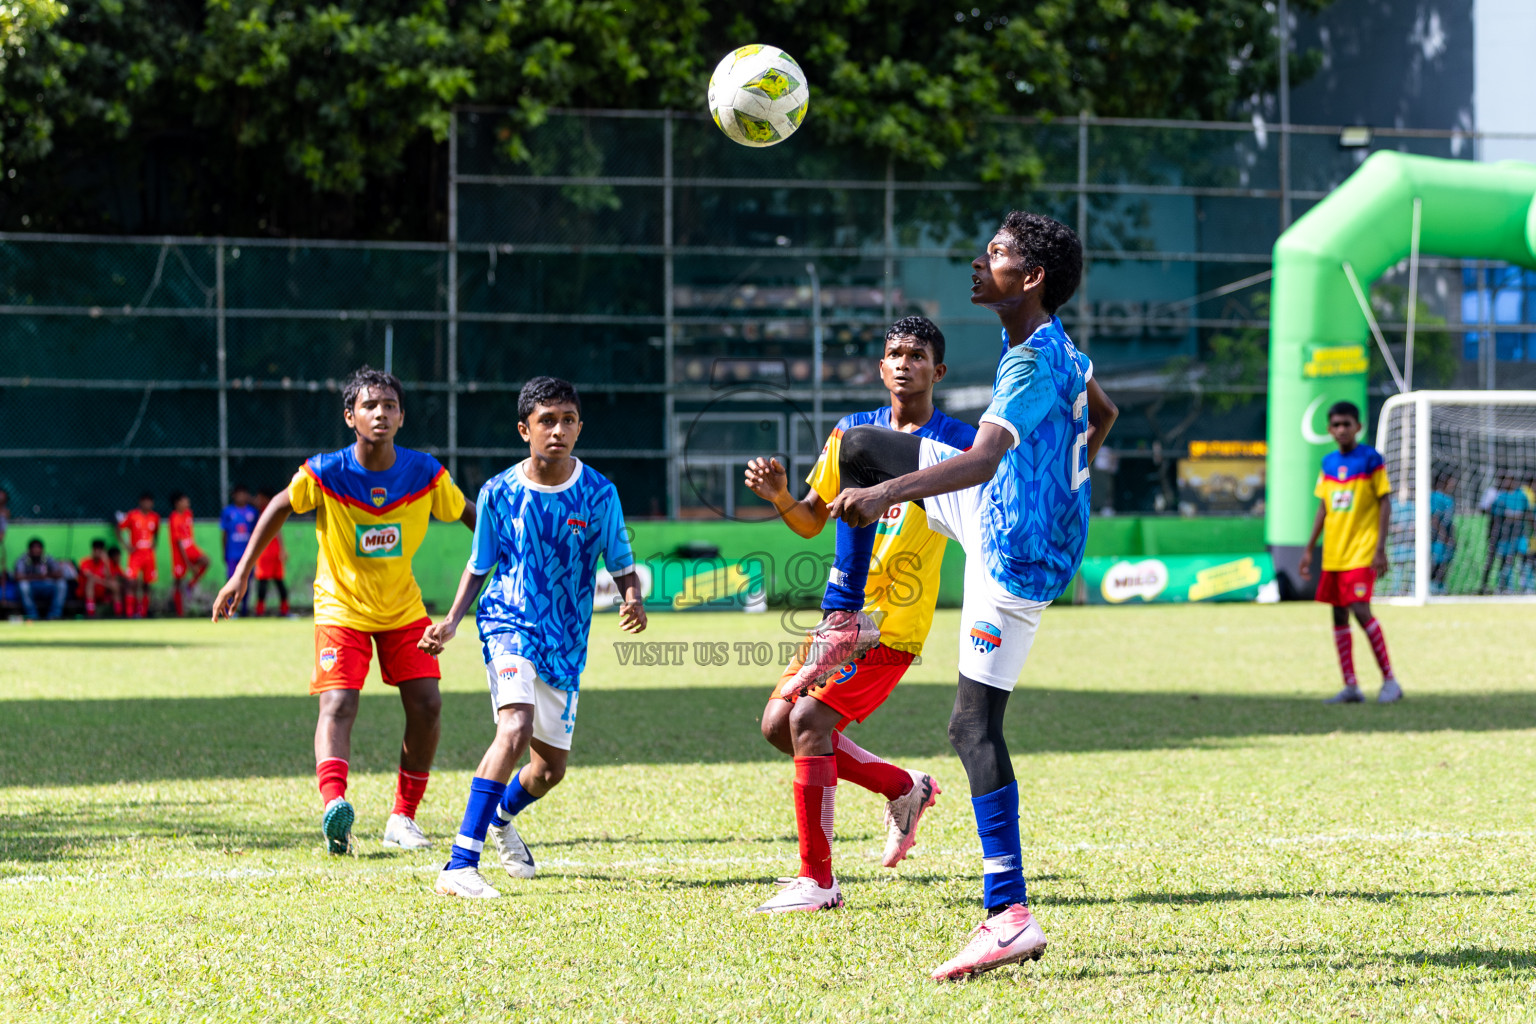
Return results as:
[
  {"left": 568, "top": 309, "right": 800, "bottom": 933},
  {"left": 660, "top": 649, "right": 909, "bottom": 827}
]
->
[{"left": 1376, "top": 391, "right": 1536, "bottom": 603}]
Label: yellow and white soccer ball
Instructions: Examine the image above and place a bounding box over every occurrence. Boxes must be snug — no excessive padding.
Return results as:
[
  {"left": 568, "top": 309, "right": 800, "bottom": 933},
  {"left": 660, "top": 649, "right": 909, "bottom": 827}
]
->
[{"left": 707, "top": 45, "right": 810, "bottom": 148}]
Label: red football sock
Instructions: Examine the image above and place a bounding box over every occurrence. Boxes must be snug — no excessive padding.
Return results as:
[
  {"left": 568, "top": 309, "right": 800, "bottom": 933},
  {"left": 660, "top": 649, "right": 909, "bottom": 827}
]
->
[
  {"left": 256, "top": 601, "right": 266, "bottom": 616},
  {"left": 191, "top": 563, "right": 208, "bottom": 586},
  {"left": 124, "top": 594, "right": 135, "bottom": 618},
  {"left": 1362, "top": 618, "right": 1394, "bottom": 679},
  {"left": 794, "top": 755, "right": 836, "bottom": 888},
  {"left": 833, "top": 731, "right": 912, "bottom": 801},
  {"left": 317, "top": 757, "right": 349, "bottom": 806},
  {"left": 112, "top": 598, "right": 124, "bottom": 617},
  {"left": 172, "top": 588, "right": 184, "bottom": 617},
  {"left": 1333, "top": 626, "right": 1357, "bottom": 687},
  {"left": 393, "top": 769, "right": 430, "bottom": 818},
  {"left": 279, "top": 599, "right": 290, "bottom": 616}
]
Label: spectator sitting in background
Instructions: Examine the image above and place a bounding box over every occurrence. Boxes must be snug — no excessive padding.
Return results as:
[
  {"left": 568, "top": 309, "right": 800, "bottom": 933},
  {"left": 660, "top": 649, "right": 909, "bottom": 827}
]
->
[
  {"left": 78, "top": 539, "right": 124, "bottom": 617},
  {"left": 15, "top": 537, "right": 67, "bottom": 620}
]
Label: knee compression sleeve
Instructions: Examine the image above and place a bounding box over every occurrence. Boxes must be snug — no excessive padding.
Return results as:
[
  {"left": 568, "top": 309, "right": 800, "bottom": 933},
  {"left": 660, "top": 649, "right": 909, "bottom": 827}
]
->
[{"left": 948, "top": 674, "right": 1015, "bottom": 797}]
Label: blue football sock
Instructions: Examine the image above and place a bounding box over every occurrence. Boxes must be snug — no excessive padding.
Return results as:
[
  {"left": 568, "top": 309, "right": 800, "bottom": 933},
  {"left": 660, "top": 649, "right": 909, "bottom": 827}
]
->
[
  {"left": 822, "top": 518, "right": 876, "bottom": 612},
  {"left": 446, "top": 776, "right": 505, "bottom": 870},
  {"left": 493, "top": 771, "right": 540, "bottom": 825},
  {"left": 973, "top": 781, "right": 1028, "bottom": 911}
]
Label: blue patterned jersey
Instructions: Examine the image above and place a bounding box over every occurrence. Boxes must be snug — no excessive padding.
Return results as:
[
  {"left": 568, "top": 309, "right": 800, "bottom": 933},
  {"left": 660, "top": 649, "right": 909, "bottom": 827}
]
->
[
  {"left": 978, "top": 318, "right": 1094, "bottom": 602},
  {"left": 469, "top": 459, "right": 635, "bottom": 691}
]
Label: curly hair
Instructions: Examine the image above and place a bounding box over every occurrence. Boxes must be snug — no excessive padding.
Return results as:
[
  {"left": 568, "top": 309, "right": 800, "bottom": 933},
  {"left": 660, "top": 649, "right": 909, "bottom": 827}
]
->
[
  {"left": 998, "top": 210, "right": 1083, "bottom": 315},
  {"left": 885, "top": 315, "right": 946, "bottom": 365},
  {"left": 342, "top": 365, "right": 404, "bottom": 412},
  {"left": 518, "top": 376, "right": 582, "bottom": 422}
]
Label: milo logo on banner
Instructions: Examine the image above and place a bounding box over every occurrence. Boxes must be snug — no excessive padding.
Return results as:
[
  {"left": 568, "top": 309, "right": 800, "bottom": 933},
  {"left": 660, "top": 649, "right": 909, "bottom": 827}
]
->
[{"left": 355, "top": 522, "right": 403, "bottom": 558}]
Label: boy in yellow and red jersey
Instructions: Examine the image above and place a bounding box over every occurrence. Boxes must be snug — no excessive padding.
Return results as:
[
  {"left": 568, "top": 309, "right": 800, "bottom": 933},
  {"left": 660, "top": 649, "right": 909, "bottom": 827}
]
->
[
  {"left": 742, "top": 316, "right": 975, "bottom": 914},
  {"left": 1299, "top": 400, "right": 1402, "bottom": 704},
  {"left": 214, "top": 367, "right": 474, "bottom": 854}
]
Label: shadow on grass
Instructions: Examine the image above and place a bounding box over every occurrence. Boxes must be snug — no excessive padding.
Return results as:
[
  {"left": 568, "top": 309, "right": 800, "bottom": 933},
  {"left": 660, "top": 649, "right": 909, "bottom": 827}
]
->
[
  {"left": 0, "top": 807, "right": 313, "bottom": 864},
  {"left": 3, "top": 684, "right": 1535, "bottom": 787},
  {"left": 1032, "top": 887, "right": 1518, "bottom": 908},
  {"left": 1391, "top": 948, "right": 1536, "bottom": 972},
  {"left": 1046, "top": 945, "right": 1536, "bottom": 981}
]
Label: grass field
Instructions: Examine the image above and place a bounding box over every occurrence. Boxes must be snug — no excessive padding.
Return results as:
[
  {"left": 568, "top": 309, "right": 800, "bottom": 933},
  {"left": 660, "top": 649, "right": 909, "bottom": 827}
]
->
[{"left": 4, "top": 603, "right": 1536, "bottom": 1022}]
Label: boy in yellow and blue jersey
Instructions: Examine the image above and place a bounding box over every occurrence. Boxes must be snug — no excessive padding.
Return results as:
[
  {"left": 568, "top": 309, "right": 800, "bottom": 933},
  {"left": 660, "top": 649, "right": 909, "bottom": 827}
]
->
[
  {"left": 214, "top": 367, "right": 475, "bottom": 855},
  {"left": 1298, "top": 401, "right": 1402, "bottom": 704},
  {"left": 742, "top": 316, "right": 974, "bottom": 915}
]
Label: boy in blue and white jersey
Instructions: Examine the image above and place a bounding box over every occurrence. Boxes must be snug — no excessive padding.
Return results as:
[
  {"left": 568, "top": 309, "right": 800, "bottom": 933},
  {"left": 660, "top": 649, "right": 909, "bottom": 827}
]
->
[
  {"left": 786, "top": 211, "right": 1118, "bottom": 979},
  {"left": 418, "top": 376, "right": 647, "bottom": 899}
]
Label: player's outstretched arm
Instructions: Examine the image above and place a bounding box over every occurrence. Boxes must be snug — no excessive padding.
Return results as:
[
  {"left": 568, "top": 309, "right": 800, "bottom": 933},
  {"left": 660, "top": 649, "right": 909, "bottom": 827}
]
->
[
  {"left": 829, "top": 423, "right": 1013, "bottom": 528},
  {"left": 1085, "top": 379, "right": 1119, "bottom": 464},
  {"left": 613, "top": 570, "right": 648, "bottom": 634},
  {"left": 418, "top": 562, "right": 489, "bottom": 655},
  {"left": 212, "top": 491, "right": 292, "bottom": 621},
  {"left": 743, "top": 457, "right": 829, "bottom": 538},
  {"left": 1298, "top": 501, "right": 1328, "bottom": 580}
]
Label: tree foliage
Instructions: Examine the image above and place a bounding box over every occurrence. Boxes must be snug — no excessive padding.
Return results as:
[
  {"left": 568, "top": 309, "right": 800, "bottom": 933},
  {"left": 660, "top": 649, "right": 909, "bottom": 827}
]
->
[{"left": 3, "top": 0, "right": 1330, "bottom": 236}]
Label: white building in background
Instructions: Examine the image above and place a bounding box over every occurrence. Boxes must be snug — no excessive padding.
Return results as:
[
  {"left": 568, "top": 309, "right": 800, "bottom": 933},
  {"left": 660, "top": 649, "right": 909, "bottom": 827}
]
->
[{"left": 1473, "top": 0, "right": 1536, "bottom": 163}]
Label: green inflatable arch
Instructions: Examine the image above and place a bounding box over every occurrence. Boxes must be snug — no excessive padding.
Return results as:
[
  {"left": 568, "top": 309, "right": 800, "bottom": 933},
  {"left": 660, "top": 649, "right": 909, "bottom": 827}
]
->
[{"left": 1265, "top": 151, "right": 1536, "bottom": 588}]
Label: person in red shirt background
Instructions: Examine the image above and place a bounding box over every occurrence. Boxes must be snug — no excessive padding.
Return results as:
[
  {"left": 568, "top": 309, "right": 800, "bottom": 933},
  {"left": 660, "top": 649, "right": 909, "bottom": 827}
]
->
[
  {"left": 78, "top": 538, "right": 124, "bottom": 617},
  {"left": 116, "top": 492, "right": 160, "bottom": 618},
  {"left": 252, "top": 487, "right": 290, "bottom": 617},
  {"left": 168, "top": 492, "right": 211, "bottom": 617}
]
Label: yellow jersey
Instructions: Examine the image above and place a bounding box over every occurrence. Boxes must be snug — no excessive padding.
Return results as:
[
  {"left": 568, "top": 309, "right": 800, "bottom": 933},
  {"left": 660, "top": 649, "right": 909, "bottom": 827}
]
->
[
  {"left": 288, "top": 445, "right": 466, "bottom": 632},
  {"left": 807, "top": 408, "right": 976, "bottom": 654},
  {"left": 1314, "top": 445, "right": 1390, "bottom": 571}
]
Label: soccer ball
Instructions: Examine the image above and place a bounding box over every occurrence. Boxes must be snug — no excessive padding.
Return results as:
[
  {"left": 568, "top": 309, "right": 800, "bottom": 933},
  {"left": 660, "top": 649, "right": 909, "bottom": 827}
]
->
[{"left": 707, "top": 45, "right": 810, "bottom": 148}]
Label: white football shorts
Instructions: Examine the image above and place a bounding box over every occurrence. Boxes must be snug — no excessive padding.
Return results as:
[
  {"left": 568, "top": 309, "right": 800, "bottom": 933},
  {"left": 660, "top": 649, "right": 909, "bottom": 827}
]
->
[
  {"left": 918, "top": 437, "right": 1048, "bottom": 692},
  {"left": 485, "top": 649, "right": 579, "bottom": 751}
]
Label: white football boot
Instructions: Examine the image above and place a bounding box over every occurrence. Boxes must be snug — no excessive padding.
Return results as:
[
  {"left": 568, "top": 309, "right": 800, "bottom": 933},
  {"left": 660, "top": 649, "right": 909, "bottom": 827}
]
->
[
  {"left": 486, "top": 817, "right": 537, "bottom": 879},
  {"left": 882, "top": 770, "right": 941, "bottom": 868},
  {"left": 381, "top": 814, "right": 432, "bottom": 850},
  {"left": 1377, "top": 678, "right": 1404, "bottom": 703},
  {"left": 434, "top": 865, "right": 501, "bottom": 899},
  {"left": 752, "top": 875, "right": 843, "bottom": 914}
]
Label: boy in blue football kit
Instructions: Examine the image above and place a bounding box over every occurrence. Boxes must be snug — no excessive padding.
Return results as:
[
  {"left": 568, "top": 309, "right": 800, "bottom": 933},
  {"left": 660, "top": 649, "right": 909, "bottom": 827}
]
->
[
  {"left": 419, "top": 377, "right": 647, "bottom": 898},
  {"left": 788, "top": 211, "right": 1118, "bottom": 979}
]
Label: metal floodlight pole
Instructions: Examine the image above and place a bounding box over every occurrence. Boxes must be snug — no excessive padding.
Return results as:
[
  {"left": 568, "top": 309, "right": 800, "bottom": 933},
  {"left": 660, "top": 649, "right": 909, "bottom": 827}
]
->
[
  {"left": 1405, "top": 197, "right": 1421, "bottom": 391},
  {"left": 447, "top": 110, "right": 460, "bottom": 478},
  {"left": 663, "top": 111, "right": 679, "bottom": 518},
  {"left": 807, "top": 261, "right": 823, "bottom": 438},
  {"left": 216, "top": 239, "right": 229, "bottom": 504},
  {"left": 1077, "top": 112, "right": 1091, "bottom": 352},
  {"left": 1278, "top": 0, "right": 1292, "bottom": 230}
]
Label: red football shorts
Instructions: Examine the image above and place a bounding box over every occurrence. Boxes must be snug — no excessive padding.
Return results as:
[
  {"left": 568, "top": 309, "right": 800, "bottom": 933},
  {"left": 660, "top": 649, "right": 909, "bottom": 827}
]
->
[
  {"left": 127, "top": 549, "right": 158, "bottom": 583},
  {"left": 1315, "top": 567, "right": 1376, "bottom": 607},
  {"left": 775, "top": 638, "right": 916, "bottom": 730},
  {"left": 171, "top": 545, "right": 206, "bottom": 579},
  {"left": 311, "top": 617, "right": 441, "bottom": 695}
]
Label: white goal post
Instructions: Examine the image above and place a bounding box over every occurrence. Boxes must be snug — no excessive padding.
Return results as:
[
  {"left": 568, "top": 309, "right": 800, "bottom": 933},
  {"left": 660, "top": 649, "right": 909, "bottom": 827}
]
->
[{"left": 1375, "top": 390, "right": 1536, "bottom": 605}]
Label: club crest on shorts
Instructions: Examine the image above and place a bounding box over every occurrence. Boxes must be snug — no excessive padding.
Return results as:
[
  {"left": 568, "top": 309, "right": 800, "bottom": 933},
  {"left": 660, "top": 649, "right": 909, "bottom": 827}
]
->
[
  {"left": 370, "top": 487, "right": 387, "bottom": 507},
  {"left": 319, "top": 647, "right": 338, "bottom": 672},
  {"left": 497, "top": 664, "right": 518, "bottom": 680},
  {"left": 1353, "top": 582, "right": 1368, "bottom": 599},
  {"left": 969, "top": 620, "right": 1003, "bottom": 654},
  {"left": 567, "top": 516, "right": 587, "bottom": 534}
]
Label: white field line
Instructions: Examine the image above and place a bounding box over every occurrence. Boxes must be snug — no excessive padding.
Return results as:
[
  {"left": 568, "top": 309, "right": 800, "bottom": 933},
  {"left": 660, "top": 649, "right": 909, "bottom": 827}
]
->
[{"left": 5, "top": 828, "right": 1533, "bottom": 889}]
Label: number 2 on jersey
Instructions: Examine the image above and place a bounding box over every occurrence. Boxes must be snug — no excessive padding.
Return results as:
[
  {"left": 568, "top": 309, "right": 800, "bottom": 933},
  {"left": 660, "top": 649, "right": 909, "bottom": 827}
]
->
[{"left": 1070, "top": 390, "right": 1090, "bottom": 491}]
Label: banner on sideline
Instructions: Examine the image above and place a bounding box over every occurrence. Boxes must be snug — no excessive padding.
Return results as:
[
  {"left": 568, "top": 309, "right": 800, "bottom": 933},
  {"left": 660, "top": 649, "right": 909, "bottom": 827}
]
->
[{"left": 1079, "top": 553, "right": 1274, "bottom": 605}]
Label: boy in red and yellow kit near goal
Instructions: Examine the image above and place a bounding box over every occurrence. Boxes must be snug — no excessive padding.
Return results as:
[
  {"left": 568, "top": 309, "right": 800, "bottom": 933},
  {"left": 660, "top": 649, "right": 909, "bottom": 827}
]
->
[
  {"left": 214, "top": 367, "right": 475, "bottom": 854},
  {"left": 1299, "top": 400, "right": 1403, "bottom": 704}
]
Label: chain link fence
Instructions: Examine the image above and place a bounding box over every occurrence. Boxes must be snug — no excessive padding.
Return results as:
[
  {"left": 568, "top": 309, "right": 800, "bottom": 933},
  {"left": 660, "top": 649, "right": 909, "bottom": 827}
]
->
[{"left": 3, "top": 111, "right": 1535, "bottom": 520}]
